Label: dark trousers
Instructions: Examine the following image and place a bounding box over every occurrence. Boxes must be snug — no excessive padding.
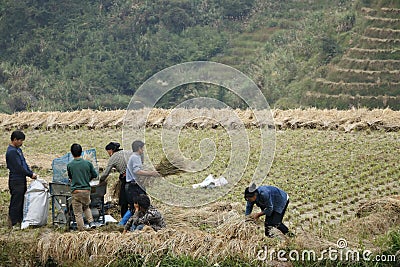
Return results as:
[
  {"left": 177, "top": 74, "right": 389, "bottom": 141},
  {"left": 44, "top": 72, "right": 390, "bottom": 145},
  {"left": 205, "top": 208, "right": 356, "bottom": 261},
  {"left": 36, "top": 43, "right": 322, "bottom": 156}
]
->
[
  {"left": 264, "top": 200, "right": 289, "bottom": 237},
  {"left": 125, "top": 182, "right": 146, "bottom": 212},
  {"left": 118, "top": 174, "right": 128, "bottom": 218},
  {"left": 8, "top": 179, "right": 27, "bottom": 226}
]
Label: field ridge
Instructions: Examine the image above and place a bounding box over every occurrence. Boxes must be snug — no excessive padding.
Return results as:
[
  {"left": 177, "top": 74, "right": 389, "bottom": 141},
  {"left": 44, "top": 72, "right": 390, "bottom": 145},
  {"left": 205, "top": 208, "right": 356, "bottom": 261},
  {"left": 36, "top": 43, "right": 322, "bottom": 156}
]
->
[{"left": 0, "top": 108, "right": 400, "bottom": 132}]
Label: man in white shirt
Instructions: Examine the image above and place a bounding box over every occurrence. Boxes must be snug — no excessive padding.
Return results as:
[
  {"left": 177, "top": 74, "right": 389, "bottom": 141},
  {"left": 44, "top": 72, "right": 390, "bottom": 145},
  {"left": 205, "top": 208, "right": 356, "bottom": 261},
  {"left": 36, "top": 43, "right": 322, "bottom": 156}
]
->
[{"left": 125, "top": 140, "right": 159, "bottom": 211}]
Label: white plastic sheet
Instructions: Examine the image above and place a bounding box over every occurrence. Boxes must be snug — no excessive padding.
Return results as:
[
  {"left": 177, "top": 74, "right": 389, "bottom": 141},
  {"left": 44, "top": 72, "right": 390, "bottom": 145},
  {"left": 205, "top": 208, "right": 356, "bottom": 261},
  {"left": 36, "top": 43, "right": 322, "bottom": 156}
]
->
[
  {"left": 192, "top": 174, "right": 228, "bottom": 189},
  {"left": 21, "top": 179, "right": 50, "bottom": 229}
]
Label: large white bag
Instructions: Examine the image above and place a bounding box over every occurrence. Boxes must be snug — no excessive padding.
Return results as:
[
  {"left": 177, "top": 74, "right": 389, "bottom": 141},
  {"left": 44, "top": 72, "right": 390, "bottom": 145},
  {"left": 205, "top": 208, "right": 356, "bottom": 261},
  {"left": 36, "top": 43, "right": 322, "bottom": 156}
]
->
[{"left": 21, "top": 179, "right": 50, "bottom": 229}]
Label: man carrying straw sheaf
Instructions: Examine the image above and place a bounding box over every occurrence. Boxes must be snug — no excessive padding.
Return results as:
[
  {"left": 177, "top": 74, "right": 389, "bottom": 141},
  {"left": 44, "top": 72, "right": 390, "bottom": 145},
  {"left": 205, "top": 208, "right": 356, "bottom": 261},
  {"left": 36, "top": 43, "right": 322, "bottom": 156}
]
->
[{"left": 125, "top": 140, "right": 160, "bottom": 212}]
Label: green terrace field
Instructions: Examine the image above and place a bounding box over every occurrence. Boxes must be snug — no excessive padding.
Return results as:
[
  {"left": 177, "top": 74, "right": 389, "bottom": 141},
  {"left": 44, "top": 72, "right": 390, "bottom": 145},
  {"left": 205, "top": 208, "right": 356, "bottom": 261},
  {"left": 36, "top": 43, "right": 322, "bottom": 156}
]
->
[{"left": 0, "top": 120, "right": 399, "bottom": 266}]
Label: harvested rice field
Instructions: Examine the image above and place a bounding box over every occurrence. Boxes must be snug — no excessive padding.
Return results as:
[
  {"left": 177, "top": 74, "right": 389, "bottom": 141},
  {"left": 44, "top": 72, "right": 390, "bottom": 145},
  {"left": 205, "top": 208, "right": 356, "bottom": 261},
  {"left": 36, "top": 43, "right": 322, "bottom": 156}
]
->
[{"left": 0, "top": 109, "right": 400, "bottom": 266}]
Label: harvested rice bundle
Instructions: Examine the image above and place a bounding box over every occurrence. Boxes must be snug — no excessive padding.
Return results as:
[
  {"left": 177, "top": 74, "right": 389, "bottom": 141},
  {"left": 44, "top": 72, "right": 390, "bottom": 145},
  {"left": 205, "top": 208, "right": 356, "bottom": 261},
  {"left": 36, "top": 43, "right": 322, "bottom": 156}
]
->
[
  {"left": 216, "top": 210, "right": 263, "bottom": 240},
  {"left": 155, "top": 154, "right": 186, "bottom": 176},
  {"left": 37, "top": 214, "right": 267, "bottom": 266},
  {"left": 356, "top": 196, "right": 400, "bottom": 218}
]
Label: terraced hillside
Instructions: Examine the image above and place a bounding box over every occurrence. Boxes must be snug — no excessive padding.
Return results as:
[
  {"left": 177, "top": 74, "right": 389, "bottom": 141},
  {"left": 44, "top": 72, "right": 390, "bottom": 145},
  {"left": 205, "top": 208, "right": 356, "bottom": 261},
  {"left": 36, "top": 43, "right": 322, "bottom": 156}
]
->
[{"left": 309, "top": 3, "right": 400, "bottom": 109}]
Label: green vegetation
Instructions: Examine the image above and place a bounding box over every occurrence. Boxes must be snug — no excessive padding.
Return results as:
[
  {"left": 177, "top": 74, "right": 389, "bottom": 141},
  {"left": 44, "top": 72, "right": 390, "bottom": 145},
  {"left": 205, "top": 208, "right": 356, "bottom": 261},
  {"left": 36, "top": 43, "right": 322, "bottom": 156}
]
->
[
  {"left": 305, "top": 0, "right": 400, "bottom": 109},
  {"left": 1, "top": 127, "right": 399, "bottom": 229},
  {"left": 0, "top": 126, "right": 399, "bottom": 265},
  {"left": 105, "top": 253, "right": 258, "bottom": 267},
  {"left": 1, "top": 0, "right": 398, "bottom": 112}
]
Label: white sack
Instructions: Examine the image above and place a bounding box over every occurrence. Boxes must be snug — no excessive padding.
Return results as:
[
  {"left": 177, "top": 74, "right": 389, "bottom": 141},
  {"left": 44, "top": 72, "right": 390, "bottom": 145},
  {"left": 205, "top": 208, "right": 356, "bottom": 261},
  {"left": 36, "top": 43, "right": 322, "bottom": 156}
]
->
[{"left": 21, "top": 179, "right": 50, "bottom": 229}]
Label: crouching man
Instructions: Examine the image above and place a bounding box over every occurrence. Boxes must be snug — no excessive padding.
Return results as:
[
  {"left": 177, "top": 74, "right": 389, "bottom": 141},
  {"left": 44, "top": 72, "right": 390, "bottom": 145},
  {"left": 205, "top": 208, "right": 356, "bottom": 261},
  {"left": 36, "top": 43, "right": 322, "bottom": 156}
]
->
[
  {"left": 244, "top": 183, "right": 290, "bottom": 237},
  {"left": 123, "top": 194, "right": 166, "bottom": 233}
]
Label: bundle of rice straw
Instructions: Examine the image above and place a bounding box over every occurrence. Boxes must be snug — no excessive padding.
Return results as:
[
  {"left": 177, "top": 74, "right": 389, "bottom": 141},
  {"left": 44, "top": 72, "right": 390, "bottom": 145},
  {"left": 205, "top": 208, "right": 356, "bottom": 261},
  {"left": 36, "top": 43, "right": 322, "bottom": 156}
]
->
[{"left": 155, "top": 154, "right": 186, "bottom": 176}]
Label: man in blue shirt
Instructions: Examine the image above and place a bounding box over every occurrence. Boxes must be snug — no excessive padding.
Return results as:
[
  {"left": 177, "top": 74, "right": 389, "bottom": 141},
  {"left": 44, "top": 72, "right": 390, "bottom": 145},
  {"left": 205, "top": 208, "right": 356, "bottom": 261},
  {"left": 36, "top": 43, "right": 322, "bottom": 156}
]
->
[
  {"left": 6, "top": 130, "right": 37, "bottom": 229},
  {"left": 244, "top": 183, "right": 290, "bottom": 237},
  {"left": 125, "top": 140, "right": 159, "bottom": 212}
]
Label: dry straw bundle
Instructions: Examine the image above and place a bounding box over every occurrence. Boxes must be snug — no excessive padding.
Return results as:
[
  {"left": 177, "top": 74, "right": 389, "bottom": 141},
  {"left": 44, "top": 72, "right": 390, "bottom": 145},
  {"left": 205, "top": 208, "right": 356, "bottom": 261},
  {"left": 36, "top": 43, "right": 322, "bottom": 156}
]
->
[
  {"left": 155, "top": 154, "right": 186, "bottom": 176},
  {"left": 1, "top": 108, "right": 400, "bottom": 131},
  {"left": 312, "top": 196, "right": 400, "bottom": 251},
  {"left": 356, "top": 196, "right": 400, "bottom": 218},
  {"left": 37, "top": 203, "right": 273, "bottom": 265}
]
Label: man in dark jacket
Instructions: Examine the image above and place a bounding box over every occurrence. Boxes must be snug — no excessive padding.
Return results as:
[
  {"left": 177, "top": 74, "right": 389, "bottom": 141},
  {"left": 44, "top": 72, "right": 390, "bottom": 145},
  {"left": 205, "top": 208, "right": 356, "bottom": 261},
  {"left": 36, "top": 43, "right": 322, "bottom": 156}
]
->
[
  {"left": 6, "top": 130, "right": 37, "bottom": 229},
  {"left": 244, "top": 183, "right": 290, "bottom": 237}
]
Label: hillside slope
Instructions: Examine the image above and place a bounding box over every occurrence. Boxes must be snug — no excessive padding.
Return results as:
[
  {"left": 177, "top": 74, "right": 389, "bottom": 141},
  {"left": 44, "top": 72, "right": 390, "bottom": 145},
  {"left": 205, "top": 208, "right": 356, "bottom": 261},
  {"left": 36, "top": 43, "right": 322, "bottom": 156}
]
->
[
  {"left": 0, "top": 0, "right": 399, "bottom": 112},
  {"left": 307, "top": 2, "right": 400, "bottom": 109}
]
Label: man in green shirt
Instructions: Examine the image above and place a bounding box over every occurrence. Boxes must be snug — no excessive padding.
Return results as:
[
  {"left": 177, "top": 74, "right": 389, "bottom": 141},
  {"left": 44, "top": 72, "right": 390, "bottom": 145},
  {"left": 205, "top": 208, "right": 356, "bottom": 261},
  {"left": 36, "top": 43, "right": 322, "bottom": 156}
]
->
[{"left": 67, "top": 143, "right": 98, "bottom": 231}]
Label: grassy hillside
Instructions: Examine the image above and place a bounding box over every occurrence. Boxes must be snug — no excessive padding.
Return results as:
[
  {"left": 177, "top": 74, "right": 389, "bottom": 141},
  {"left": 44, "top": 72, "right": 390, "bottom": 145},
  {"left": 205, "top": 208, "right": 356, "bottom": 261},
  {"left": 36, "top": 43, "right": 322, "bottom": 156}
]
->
[
  {"left": 1, "top": 0, "right": 399, "bottom": 112},
  {"left": 307, "top": 0, "right": 400, "bottom": 109}
]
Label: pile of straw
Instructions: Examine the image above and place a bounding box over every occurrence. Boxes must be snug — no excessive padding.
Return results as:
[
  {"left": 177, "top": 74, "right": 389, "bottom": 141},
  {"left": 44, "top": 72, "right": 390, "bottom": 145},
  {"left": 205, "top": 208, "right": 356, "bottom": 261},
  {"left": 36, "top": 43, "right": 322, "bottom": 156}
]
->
[
  {"left": 1, "top": 108, "right": 400, "bottom": 131},
  {"left": 318, "top": 195, "right": 400, "bottom": 250},
  {"left": 36, "top": 197, "right": 400, "bottom": 265},
  {"left": 356, "top": 196, "right": 400, "bottom": 218},
  {"left": 37, "top": 204, "right": 273, "bottom": 265}
]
